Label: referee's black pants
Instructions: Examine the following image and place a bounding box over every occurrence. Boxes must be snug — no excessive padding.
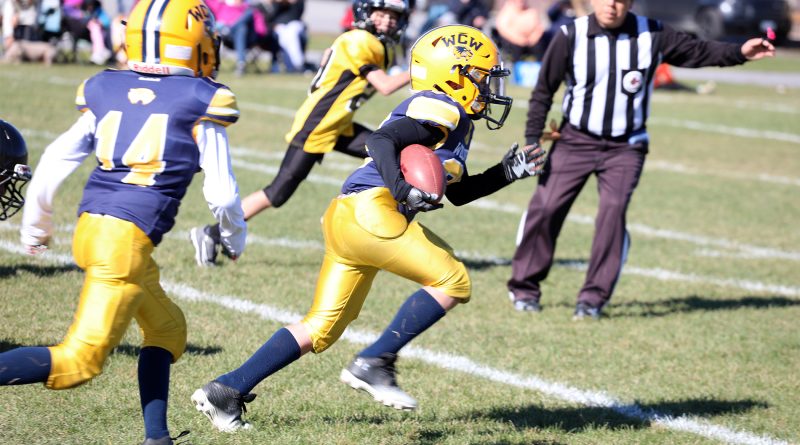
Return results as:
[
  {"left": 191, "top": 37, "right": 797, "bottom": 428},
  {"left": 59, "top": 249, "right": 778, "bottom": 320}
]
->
[{"left": 508, "top": 124, "right": 647, "bottom": 308}]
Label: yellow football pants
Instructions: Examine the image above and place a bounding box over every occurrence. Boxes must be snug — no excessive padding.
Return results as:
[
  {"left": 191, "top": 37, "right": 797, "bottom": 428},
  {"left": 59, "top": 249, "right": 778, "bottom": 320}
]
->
[
  {"left": 46, "top": 213, "right": 186, "bottom": 390},
  {"left": 301, "top": 187, "right": 471, "bottom": 353}
]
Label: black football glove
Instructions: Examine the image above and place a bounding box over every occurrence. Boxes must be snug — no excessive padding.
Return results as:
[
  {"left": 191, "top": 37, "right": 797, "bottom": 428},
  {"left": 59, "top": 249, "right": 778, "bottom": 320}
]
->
[
  {"left": 501, "top": 143, "right": 547, "bottom": 181},
  {"left": 405, "top": 186, "right": 443, "bottom": 212}
]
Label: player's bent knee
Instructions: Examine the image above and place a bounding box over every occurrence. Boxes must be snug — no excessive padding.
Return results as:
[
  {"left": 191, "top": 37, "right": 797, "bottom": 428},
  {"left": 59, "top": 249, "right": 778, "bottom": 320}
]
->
[
  {"left": 46, "top": 341, "right": 108, "bottom": 390},
  {"left": 142, "top": 314, "right": 188, "bottom": 362},
  {"left": 432, "top": 263, "right": 471, "bottom": 303},
  {"left": 142, "top": 326, "right": 187, "bottom": 362},
  {"left": 301, "top": 315, "right": 354, "bottom": 354}
]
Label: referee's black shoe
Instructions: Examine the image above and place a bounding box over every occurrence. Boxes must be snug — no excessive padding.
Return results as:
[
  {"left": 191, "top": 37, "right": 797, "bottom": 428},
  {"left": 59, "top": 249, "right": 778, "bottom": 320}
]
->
[{"left": 572, "top": 302, "right": 603, "bottom": 320}]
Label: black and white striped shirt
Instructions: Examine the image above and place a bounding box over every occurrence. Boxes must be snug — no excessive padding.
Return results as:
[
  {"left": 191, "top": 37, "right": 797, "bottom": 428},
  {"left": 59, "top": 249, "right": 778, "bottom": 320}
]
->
[{"left": 525, "top": 13, "right": 747, "bottom": 144}]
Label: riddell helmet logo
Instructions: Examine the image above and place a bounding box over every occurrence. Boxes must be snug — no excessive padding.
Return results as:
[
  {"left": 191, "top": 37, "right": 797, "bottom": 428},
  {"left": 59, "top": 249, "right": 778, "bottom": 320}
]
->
[{"left": 130, "top": 62, "right": 172, "bottom": 75}]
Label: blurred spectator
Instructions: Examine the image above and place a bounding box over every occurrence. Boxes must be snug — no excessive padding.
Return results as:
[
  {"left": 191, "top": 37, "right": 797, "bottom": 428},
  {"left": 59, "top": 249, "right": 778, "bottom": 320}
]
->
[
  {"left": 2, "top": 0, "right": 57, "bottom": 65},
  {"left": 37, "top": 0, "right": 61, "bottom": 41},
  {"left": 207, "top": 0, "right": 255, "bottom": 76},
  {"left": 263, "top": 0, "right": 307, "bottom": 73},
  {"left": 63, "top": 0, "right": 113, "bottom": 65},
  {"left": 495, "top": 0, "right": 545, "bottom": 63},
  {"left": 418, "top": 0, "right": 451, "bottom": 35},
  {"left": 108, "top": 0, "right": 137, "bottom": 67},
  {"left": 340, "top": 0, "right": 355, "bottom": 32},
  {"left": 441, "top": 0, "right": 488, "bottom": 29},
  {"left": 538, "top": 0, "right": 578, "bottom": 51}
]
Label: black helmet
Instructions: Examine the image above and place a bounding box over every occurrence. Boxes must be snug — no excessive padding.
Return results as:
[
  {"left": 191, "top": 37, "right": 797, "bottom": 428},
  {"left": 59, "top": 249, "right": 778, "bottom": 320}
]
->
[
  {"left": 0, "top": 120, "right": 31, "bottom": 221},
  {"left": 352, "top": 0, "right": 409, "bottom": 43}
]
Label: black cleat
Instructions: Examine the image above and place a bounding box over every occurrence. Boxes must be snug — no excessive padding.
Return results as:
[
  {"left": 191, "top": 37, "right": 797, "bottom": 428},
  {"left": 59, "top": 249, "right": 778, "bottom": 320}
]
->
[
  {"left": 340, "top": 353, "right": 417, "bottom": 411},
  {"left": 191, "top": 381, "right": 256, "bottom": 432},
  {"left": 141, "top": 430, "right": 190, "bottom": 445}
]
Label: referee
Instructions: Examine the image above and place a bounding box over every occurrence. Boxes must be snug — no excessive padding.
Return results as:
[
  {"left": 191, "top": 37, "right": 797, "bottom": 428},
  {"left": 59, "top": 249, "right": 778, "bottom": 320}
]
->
[{"left": 507, "top": 0, "right": 775, "bottom": 318}]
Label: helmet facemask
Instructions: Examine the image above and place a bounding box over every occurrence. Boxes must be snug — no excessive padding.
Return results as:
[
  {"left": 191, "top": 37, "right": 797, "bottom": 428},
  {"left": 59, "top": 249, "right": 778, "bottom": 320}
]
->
[
  {"left": 0, "top": 163, "right": 31, "bottom": 221},
  {"left": 461, "top": 64, "right": 513, "bottom": 129}
]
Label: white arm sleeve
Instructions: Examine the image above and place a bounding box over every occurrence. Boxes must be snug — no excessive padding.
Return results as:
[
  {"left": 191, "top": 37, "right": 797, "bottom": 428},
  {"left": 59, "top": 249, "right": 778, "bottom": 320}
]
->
[
  {"left": 196, "top": 120, "right": 246, "bottom": 257},
  {"left": 20, "top": 111, "right": 96, "bottom": 247}
]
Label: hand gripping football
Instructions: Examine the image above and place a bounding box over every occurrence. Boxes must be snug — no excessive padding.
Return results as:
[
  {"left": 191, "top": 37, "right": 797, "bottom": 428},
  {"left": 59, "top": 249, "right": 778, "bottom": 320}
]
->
[{"left": 400, "top": 144, "right": 446, "bottom": 203}]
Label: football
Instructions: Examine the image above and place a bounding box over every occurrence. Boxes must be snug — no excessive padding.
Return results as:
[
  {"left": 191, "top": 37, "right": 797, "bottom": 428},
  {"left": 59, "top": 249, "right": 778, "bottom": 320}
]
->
[{"left": 400, "top": 144, "right": 446, "bottom": 202}]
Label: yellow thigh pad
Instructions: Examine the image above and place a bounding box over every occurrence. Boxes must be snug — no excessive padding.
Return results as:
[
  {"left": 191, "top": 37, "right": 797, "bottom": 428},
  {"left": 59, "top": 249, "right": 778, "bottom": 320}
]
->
[
  {"left": 46, "top": 214, "right": 185, "bottom": 389},
  {"left": 301, "top": 189, "right": 470, "bottom": 353}
]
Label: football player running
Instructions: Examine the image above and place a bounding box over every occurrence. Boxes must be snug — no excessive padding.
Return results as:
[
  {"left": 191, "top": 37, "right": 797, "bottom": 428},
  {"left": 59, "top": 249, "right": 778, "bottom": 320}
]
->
[
  {"left": 191, "top": 25, "right": 545, "bottom": 431},
  {"left": 189, "top": 0, "right": 412, "bottom": 266},
  {"left": 1, "top": 0, "right": 246, "bottom": 444},
  {"left": 0, "top": 120, "right": 32, "bottom": 221}
]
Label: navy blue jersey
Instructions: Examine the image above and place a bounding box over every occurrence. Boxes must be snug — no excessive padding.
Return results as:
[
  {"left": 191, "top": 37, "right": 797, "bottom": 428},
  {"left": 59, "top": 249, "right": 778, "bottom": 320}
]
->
[
  {"left": 341, "top": 90, "right": 474, "bottom": 195},
  {"left": 75, "top": 70, "right": 239, "bottom": 244}
]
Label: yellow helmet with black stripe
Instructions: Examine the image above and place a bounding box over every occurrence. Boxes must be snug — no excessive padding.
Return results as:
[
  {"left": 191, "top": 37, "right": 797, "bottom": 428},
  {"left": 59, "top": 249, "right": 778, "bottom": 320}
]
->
[
  {"left": 410, "top": 25, "right": 513, "bottom": 129},
  {"left": 125, "top": 0, "right": 220, "bottom": 78}
]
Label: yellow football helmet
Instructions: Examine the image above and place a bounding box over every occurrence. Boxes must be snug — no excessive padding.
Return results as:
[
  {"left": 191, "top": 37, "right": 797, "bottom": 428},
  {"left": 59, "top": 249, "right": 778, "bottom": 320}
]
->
[
  {"left": 125, "top": 0, "right": 220, "bottom": 78},
  {"left": 410, "top": 25, "right": 513, "bottom": 129}
]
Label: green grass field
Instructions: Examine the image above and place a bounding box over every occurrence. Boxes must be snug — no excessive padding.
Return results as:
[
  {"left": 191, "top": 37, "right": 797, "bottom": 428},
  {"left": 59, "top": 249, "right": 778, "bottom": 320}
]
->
[{"left": 0, "top": 60, "right": 799, "bottom": 445}]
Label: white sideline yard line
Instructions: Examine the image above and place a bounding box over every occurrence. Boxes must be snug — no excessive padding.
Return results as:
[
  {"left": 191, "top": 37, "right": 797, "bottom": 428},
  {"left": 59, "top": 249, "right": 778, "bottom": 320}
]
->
[
  {"left": 20, "top": 112, "right": 800, "bottom": 188},
  {"left": 4, "top": 223, "right": 799, "bottom": 297},
  {"left": 228, "top": 153, "right": 800, "bottom": 263},
  {"left": 509, "top": 102, "right": 800, "bottom": 145},
  {"left": 8, "top": 72, "right": 800, "bottom": 146},
  {"left": 237, "top": 234, "right": 800, "bottom": 298},
  {"left": 0, "top": 238, "right": 791, "bottom": 445},
  {"left": 466, "top": 202, "right": 800, "bottom": 262},
  {"left": 22, "top": 126, "right": 800, "bottom": 189},
  {"left": 646, "top": 160, "right": 800, "bottom": 188},
  {"left": 648, "top": 117, "right": 800, "bottom": 145},
  {"left": 650, "top": 95, "right": 800, "bottom": 115},
  {"left": 16, "top": 129, "right": 800, "bottom": 262}
]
